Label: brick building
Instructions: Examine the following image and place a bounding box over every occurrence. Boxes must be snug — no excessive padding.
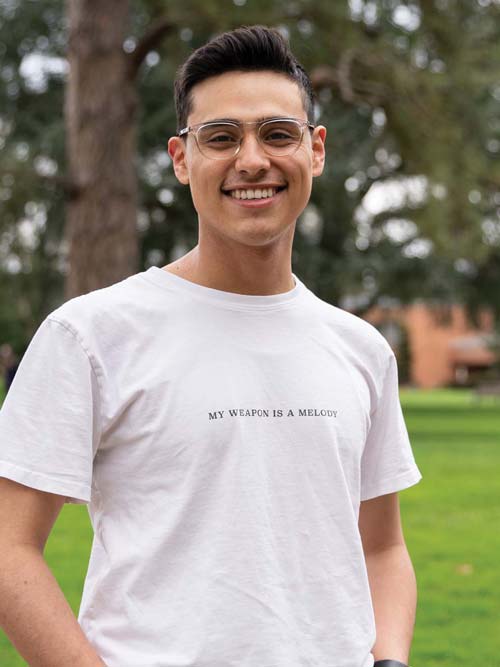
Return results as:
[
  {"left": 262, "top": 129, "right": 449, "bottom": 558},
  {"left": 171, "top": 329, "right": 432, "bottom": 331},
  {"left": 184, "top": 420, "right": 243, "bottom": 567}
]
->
[{"left": 364, "top": 303, "right": 498, "bottom": 388}]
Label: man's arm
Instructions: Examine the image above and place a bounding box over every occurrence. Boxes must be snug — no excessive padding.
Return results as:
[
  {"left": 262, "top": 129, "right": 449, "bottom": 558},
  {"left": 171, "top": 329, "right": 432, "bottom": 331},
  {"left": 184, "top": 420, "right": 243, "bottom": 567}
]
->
[
  {"left": 0, "top": 477, "right": 106, "bottom": 667},
  {"left": 358, "top": 492, "right": 417, "bottom": 665}
]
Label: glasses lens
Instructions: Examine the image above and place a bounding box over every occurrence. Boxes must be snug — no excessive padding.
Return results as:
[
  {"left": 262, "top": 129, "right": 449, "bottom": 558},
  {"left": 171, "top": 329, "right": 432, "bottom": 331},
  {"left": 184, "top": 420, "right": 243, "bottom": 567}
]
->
[
  {"left": 197, "top": 123, "right": 241, "bottom": 158},
  {"left": 259, "top": 120, "right": 303, "bottom": 155}
]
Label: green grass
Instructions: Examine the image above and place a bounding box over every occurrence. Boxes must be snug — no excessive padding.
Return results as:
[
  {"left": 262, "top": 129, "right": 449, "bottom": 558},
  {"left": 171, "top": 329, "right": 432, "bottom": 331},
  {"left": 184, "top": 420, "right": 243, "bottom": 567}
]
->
[
  {"left": 1, "top": 389, "right": 499, "bottom": 665},
  {"left": 399, "top": 389, "right": 500, "bottom": 667}
]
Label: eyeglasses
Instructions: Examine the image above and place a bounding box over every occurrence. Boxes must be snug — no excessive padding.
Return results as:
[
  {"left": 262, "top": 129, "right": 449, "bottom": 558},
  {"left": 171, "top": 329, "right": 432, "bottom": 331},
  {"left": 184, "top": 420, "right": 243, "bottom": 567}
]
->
[{"left": 178, "top": 117, "right": 315, "bottom": 160}]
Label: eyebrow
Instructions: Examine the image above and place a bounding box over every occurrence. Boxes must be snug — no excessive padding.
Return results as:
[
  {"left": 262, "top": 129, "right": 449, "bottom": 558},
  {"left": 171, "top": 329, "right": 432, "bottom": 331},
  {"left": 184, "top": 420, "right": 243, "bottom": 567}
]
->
[{"left": 199, "top": 116, "right": 293, "bottom": 125}]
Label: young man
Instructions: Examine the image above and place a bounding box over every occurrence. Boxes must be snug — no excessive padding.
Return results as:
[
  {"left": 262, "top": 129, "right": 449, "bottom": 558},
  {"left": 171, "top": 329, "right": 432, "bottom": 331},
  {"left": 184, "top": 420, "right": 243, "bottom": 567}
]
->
[{"left": 0, "top": 26, "right": 421, "bottom": 667}]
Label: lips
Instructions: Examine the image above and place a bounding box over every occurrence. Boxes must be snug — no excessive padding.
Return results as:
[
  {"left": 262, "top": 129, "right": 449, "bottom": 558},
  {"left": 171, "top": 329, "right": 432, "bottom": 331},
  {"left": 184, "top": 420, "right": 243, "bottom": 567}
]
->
[
  {"left": 221, "top": 185, "right": 287, "bottom": 199},
  {"left": 229, "top": 187, "right": 276, "bottom": 200}
]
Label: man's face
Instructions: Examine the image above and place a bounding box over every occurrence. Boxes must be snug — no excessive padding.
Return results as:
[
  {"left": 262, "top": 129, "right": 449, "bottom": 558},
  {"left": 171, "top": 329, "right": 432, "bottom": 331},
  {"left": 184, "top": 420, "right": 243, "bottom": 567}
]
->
[{"left": 168, "top": 70, "right": 326, "bottom": 249}]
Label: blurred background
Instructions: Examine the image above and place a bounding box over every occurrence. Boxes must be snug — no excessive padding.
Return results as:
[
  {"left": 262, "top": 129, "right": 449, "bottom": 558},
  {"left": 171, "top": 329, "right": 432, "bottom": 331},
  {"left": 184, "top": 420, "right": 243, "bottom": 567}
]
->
[
  {"left": 0, "top": 0, "right": 499, "bottom": 389},
  {"left": 0, "top": 1, "right": 499, "bottom": 665}
]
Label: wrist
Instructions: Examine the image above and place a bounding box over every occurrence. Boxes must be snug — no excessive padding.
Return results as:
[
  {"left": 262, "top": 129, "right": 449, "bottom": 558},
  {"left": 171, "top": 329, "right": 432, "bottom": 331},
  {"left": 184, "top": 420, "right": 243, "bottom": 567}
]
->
[{"left": 374, "top": 661, "right": 409, "bottom": 667}]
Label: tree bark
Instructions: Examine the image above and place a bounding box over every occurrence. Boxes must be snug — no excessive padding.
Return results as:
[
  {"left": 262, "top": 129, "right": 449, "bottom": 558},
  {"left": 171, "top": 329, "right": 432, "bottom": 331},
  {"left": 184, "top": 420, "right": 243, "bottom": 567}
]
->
[{"left": 64, "top": 0, "right": 139, "bottom": 299}]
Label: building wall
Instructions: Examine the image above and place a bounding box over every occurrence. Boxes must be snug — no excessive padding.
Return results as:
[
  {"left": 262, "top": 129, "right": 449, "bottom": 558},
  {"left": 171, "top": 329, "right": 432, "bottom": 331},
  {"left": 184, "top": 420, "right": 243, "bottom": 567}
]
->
[{"left": 365, "top": 302, "right": 495, "bottom": 388}]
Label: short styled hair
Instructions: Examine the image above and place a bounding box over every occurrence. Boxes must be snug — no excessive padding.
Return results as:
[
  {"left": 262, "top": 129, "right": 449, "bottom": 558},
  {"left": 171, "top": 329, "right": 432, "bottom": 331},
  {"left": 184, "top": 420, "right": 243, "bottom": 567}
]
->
[{"left": 174, "top": 25, "right": 315, "bottom": 132}]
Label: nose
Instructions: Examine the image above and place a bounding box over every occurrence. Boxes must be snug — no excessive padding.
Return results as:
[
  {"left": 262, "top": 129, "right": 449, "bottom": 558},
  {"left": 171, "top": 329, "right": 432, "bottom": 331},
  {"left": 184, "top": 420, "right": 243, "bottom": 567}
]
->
[{"left": 233, "top": 130, "right": 271, "bottom": 175}]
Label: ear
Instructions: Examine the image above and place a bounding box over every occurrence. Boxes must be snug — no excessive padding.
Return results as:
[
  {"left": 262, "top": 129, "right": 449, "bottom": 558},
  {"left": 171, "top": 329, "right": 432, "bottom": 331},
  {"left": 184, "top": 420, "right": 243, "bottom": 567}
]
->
[
  {"left": 168, "top": 136, "right": 190, "bottom": 185},
  {"left": 311, "top": 125, "right": 327, "bottom": 178}
]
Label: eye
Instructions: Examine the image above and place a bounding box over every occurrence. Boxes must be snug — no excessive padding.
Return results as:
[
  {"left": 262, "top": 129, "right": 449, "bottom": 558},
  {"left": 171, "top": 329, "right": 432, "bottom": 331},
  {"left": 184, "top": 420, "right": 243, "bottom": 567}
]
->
[
  {"left": 198, "top": 125, "right": 240, "bottom": 149},
  {"left": 261, "top": 122, "right": 301, "bottom": 145},
  {"left": 207, "top": 133, "right": 238, "bottom": 144},
  {"left": 267, "top": 130, "right": 293, "bottom": 141}
]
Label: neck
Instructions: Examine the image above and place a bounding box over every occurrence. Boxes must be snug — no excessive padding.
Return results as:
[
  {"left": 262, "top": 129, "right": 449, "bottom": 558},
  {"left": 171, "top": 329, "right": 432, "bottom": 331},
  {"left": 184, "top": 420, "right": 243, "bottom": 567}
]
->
[{"left": 163, "top": 229, "right": 296, "bottom": 296}]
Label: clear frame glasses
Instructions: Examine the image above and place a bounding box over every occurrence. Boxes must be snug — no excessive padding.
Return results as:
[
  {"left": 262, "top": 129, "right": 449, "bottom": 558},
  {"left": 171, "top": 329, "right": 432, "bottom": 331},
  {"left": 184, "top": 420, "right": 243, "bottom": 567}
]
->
[{"left": 178, "top": 117, "right": 315, "bottom": 160}]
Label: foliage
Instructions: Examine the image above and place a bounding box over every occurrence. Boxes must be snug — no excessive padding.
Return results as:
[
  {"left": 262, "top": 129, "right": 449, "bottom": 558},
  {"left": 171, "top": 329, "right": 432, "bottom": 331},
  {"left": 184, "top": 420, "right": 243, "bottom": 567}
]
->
[{"left": 0, "top": 0, "right": 499, "bottom": 354}]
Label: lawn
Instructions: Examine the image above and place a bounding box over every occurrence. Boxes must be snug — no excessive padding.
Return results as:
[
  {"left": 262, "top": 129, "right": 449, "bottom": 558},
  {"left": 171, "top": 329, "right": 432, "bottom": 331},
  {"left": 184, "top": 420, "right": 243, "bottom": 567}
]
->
[
  {"left": 1, "top": 388, "right": 499, "bottom": 666},
  {"left": 399, "top": 389, "right": 500, "bottom": 666}
]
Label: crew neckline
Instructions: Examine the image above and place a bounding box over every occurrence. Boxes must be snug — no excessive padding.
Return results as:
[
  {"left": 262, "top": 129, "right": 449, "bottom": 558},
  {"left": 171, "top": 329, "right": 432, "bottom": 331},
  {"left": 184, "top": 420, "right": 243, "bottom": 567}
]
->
[{"left": 141, "top": 266, "right": 305, "bottom": 311}]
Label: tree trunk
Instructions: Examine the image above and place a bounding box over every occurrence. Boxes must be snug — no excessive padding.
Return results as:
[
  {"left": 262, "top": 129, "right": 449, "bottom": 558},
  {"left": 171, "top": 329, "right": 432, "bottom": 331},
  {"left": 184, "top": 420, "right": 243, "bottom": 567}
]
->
[{"left": 64, "top": 0, "right": 139, "bottom": 299}]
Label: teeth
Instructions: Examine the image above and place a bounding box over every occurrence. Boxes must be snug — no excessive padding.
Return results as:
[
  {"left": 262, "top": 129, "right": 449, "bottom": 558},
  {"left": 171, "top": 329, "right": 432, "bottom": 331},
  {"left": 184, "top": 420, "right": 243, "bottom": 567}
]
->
[{"left": 229, "top": 188, "right": 278, "bottom": 200}]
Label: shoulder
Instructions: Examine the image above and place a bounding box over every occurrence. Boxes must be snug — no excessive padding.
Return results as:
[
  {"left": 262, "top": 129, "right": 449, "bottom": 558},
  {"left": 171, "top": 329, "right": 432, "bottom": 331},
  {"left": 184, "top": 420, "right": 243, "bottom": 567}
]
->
[
  {"left": 41, "top": 271, "right": 155, "bottom": 364},
  {"left": 48, "top": 271, "right": 147, "bottom": 334},
  {"left": 307, "top": 291, "right": 393, "bottom": 361}
]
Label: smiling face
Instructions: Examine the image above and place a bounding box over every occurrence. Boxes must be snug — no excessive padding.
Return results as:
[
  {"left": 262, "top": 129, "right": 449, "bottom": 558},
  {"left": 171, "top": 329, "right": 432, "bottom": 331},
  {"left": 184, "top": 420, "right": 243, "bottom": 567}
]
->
[{"left": 168, "top": 70, "right": 326, "bottom": 250}]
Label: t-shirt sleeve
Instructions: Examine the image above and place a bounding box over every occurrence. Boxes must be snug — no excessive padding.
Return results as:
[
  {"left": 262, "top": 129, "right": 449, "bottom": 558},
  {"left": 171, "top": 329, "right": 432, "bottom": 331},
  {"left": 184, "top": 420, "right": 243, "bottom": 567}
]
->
[
  {"left": 360, "top": 351, "right": 421, "bottom": 501},
  {"left": 0, "top": 317, "right": 102, "bottom": 504}
]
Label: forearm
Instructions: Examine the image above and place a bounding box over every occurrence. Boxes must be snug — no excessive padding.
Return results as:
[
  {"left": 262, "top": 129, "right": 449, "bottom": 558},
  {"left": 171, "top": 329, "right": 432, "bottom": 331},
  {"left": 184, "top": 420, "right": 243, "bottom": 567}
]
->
[
  {"left": 0, "top": 544, "right": 106, "bottom": 667},
  {"left": 365, "top": 542, "right": 417, "bottom": 664}
]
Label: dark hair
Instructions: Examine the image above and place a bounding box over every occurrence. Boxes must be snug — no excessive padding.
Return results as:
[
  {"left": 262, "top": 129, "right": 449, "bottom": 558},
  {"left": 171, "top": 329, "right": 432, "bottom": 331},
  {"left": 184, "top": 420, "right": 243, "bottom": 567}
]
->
[{"left": 174, "top": 25, "right": 315, "bottom": 132}]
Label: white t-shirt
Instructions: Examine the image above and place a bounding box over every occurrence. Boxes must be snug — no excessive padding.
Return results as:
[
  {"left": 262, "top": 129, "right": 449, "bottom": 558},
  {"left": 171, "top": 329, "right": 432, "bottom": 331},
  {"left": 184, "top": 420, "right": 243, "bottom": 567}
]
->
[{"left": 0, "top": 267, "right": 421, "bottom": 667}]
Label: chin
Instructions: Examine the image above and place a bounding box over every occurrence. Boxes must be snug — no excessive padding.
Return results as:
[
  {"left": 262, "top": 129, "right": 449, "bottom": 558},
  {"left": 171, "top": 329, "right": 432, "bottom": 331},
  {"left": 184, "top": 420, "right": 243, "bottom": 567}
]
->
[{"left": 234, "top": 228, "right": 292, "bottom": 248}]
